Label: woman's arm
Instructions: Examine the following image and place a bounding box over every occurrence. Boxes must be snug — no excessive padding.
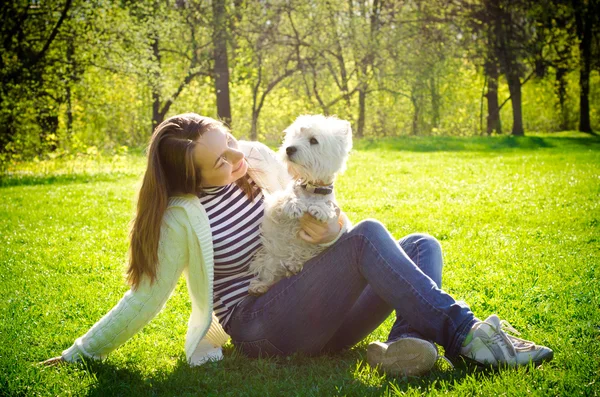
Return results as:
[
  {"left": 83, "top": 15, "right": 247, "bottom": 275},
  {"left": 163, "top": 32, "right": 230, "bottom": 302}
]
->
[
  {"left": 298, "top": 204, "right": 351, "bottom": 247},
  {"left": 50, "top": 209, "right": 189, "bottom": 363},
  {"left": 242, "top": 141, "right": 292, "bottom": 192}
]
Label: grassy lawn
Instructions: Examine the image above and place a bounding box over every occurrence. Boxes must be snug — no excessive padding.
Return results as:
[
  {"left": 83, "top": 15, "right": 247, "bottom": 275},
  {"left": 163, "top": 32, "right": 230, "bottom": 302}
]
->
[{"left": 1, "top": 132, "right": 599, "bottom": 396}]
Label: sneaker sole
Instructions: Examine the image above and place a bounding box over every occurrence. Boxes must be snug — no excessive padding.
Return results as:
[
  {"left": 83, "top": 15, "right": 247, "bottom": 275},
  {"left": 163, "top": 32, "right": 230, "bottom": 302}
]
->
[
  {"left": 460, "top": 349, "right": 554, "bottom": 368},
  {"left": 367, "top": 338, "right": 438, "bottom": 377}
]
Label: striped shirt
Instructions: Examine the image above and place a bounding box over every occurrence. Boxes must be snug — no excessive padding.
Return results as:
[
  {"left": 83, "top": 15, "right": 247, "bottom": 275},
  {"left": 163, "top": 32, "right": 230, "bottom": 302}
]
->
[{"left": 198, "top": 178, "right": 264, "bottom": 331}]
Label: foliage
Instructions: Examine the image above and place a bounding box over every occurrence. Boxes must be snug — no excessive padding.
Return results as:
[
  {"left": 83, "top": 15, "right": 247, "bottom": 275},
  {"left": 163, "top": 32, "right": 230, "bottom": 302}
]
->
[
  {"left": 1, "top": 133, "right": 599, "bottom": 395},
  {"left": 0, "top": 0, "right": 599, "bottom": 166}
]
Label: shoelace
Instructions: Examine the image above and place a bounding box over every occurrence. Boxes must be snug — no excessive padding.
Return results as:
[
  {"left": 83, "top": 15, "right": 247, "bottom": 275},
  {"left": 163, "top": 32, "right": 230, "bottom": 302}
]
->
[
  {"left": 499, "top": 320, "right": 537, "bottom": 350},
  {"left": 499, "top": 319, "right": 521, "bottom": 336},
  {"left": 478, "top": 318, "right": 519, "bottom": 358}
]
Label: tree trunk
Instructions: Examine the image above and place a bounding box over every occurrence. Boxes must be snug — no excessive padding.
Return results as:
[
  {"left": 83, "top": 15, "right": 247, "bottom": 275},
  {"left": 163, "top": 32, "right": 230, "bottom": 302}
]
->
[
  {"left": 212, "top": 0, "right": 232, "bottom": 127},
  {"left": 573, "top": 0, "right": 593, "bottom": 132},
  {"left": 250, "top": 110, "right": 258, "bottom": 141},
  {"left": 66, "top": 39, "right": 75, "bottom": 136},
  {"left": 411, "top": 94, "right": 420, "bottom": 136},
  {"left": 578, "top": 65, "right": 591, "bottom": 133},
  {"left": 38, "top": 108, "right": 58, "bottom": 152},
  {"left": 151, "top": 37, "right": 162, "bottom": 132},
  {"left": 66, "top": 85, "right": 73, "bottom": 136},
  {"left": 555, "top": 67, "right": 569, "bottom": 131},
  {"left": 430, "top": 75, "right": 440, "bottom": 130},
  {"left": 576, "top": 8, "right": 592, "bottom": 132},
  {"left": 506, "top": 72, "right": 524, "bottom": 136},
  {"left": 357, "top": 87, "right": 366, "bottom": 138},
  {"left": 485, "top": 60, "right": 502, "bottom": 135},
  {"left": 489, "top": 0, "right": 523, "bottom": 136}
]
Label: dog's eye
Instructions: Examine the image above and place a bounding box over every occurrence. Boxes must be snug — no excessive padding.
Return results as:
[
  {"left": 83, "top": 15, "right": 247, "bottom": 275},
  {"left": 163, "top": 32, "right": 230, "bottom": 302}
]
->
[{"left": 309, "top": 137, "right": 319, "bottom": 145}]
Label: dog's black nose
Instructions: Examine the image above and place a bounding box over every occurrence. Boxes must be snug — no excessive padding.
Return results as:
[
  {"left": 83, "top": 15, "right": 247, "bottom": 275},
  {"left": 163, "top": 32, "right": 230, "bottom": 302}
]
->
[{"left": 286, "top": 146, "right": 297, "bottom": 156}]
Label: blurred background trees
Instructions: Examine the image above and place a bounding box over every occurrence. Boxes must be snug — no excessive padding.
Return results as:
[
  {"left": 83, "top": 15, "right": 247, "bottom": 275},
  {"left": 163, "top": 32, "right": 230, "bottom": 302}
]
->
[{"left": 1, "top": 0, "right": 599, "bottom": 164}]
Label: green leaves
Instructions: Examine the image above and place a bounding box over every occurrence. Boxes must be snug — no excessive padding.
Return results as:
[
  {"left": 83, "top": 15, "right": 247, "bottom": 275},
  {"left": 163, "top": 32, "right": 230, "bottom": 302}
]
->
[{"left": 1, "top": 0, "right": 598, "bottom": 169}]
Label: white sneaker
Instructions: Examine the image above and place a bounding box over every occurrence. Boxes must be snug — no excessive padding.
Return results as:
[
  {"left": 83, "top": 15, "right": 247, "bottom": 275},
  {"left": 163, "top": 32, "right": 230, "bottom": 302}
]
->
[
  {"left": 460, "top": 314, "right": 554, "bottom": 367},
  {"left": 367, "top": 336, "right": 438, "bottom": 376}
]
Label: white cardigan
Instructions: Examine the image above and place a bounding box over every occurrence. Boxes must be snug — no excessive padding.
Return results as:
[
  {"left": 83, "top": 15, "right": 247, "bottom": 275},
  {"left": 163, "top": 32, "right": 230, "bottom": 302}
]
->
[{"left": 62, "top": 141, "right": 349, "bottom": 366}]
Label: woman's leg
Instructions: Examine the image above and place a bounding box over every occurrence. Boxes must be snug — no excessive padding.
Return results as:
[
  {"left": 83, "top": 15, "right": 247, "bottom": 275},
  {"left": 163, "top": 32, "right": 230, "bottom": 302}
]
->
[
  {"left": 227, "top": 220, "right": 476, "bottom": 358},
  {"left": 321, "top": 233, "right": 444, "bottom": 352},
  {"left": 388, "top": 233, "right": 444, "bottom": 341}
]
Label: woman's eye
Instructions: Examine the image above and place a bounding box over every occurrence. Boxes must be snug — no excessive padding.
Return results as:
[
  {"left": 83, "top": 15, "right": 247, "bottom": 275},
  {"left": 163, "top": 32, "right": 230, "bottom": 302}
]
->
[
  {"left": 226, "top": 135, "right": 233, "bottom": 145},
  {"left": 310, "top": 137, "right": 318, "bottom": 145}
]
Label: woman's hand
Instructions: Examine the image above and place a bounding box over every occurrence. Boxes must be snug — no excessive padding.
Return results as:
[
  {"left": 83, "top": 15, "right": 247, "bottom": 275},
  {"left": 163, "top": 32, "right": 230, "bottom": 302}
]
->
[
  {"left": 298, "top": 204, "right": 342, "bottom": 244},
  {"left": 39, "top": 356, "right": 66, "bottom": 366}
]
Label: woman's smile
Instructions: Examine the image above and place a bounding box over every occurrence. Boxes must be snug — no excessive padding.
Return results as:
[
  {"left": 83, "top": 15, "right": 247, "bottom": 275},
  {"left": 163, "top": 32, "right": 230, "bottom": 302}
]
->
[{"left": 232, "top": 159, "right": 245, "bottom": 173}]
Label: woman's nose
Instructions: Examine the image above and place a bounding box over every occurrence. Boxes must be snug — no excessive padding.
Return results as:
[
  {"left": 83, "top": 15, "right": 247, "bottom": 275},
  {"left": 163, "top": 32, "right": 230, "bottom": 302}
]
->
[{"left": 230, "top": 149, "right": 244, "bottom": 163}]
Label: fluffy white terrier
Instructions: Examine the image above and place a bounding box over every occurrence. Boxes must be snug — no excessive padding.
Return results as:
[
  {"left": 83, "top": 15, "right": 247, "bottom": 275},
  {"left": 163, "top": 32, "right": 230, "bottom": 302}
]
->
[{"left": 248, "top": 114, "right": 353, "bottom": 295}]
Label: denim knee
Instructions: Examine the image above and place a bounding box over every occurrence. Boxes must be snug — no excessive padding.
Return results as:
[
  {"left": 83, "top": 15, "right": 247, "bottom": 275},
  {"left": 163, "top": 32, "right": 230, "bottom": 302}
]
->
[
  {"left": 402, "top": 233, "right": 443, "bottom": 263},
  {"left": 351, "top": 219, "right": 387, "bottom": 239},
  {"left": 399, "top": 232, "right": 444, "bottom": 287}
]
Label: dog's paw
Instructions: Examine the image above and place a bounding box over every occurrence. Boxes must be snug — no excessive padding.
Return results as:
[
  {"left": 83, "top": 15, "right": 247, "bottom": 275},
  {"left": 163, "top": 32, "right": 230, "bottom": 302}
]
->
[
  {"left": 248, "top": 280, "right": 271, "bottom": 296},
  {"left": 308, "top": 204, "right": 332, "bottom": 222},
  {"left": 283, "top": 200, "right": 307, "bottom": 219},
  {"left": 285, "top": 262, "right": 304, "bottom": 275}
]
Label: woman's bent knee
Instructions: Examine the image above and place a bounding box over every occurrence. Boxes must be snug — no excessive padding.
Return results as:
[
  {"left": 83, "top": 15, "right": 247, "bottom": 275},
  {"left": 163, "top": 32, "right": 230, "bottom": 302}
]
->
[
  {"left": 352, "top": 219, "right": 387, "bottom": 236},
  {"left": 402, "top": 233, "right": 442, "bottom": 252}
]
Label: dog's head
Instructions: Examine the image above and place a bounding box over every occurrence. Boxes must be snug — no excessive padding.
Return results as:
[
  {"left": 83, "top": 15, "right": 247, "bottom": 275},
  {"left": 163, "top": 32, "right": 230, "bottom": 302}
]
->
[{"left": 280, "top": 114, "right": 352, "bottom": 183}]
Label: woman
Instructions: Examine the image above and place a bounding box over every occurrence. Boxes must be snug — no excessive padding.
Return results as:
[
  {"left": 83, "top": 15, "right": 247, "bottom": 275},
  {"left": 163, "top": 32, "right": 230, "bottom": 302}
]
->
[{"left": 43, "top": 113, "right": 553, "bottom": 376}]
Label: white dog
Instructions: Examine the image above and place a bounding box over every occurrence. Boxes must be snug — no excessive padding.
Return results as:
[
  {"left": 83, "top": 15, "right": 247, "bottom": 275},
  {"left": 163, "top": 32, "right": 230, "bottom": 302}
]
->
[{"left": 248, "top": 114, "right": 353, "bottom": 296}]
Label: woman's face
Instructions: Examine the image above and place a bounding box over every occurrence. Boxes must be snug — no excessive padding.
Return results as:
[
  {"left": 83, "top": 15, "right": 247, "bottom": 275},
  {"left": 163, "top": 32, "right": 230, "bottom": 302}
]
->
[{"left": 193, "top": 126, "right": 248, "bottom": 187}]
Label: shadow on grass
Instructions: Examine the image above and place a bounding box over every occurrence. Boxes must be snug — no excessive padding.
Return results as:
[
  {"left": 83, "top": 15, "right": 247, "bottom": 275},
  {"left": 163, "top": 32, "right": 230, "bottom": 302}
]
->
[
  {"left": 83, "top": 358, "right": 214, "bottom": 397},
  {"left": 77, "top": 348, "right": 495, "bottom": 396},
  {"left": 354, "top": 134, "right": 600, "bottom": 152},
  {"left": 374, "top": 356, "right": 499, "bottom": 395}
]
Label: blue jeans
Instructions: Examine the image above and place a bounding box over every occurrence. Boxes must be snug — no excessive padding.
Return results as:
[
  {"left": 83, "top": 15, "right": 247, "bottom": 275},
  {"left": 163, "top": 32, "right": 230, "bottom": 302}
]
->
[{"left": 227, "top": 219, "right": 477, "bottom": 358}]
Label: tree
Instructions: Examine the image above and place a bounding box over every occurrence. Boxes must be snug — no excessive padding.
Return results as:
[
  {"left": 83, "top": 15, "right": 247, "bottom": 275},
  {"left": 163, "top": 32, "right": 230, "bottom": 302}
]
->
[
  {"left": 299, "top": 0, "right": 395, "bottom": 137},
  {"left": 115, "top": 1, "right": 214, "bottom": 132},
  {"left": 572, "top": 0, "right": 599, "bottom": 133},
  {"left": 236, "top": 1, "right": 303, "bottom": 140},
  {"left": 533, "top": 1, "right": 578, "bottom": 131},
  {"left": 0, "top": 0, "right": 73, "bottom": 153},
  {"left": 352, "top": 0, "right": 384, "bottom": 138},
  {"left": 487, "top": 0, "right": 530, "bottom": 136},
  {"left": 300, "top": 1, "right": 357, "bottom": 117},
  {"left": 212, "top": 0, "right": 232, "bottom": 127},
  {"left": 461, "top": 0, "right": 540, "bottom": 136},
  {"left": 484, "top": 54, "right": 503, "bottom": 134}
]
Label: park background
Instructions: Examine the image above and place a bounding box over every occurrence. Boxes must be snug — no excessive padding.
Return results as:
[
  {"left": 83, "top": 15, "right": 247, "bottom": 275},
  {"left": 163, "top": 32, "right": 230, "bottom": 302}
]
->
[
  {"left": 1, "top": 0, "right": 600, "bottom": 160},
  {"left": 1, "top": 0, "right": 599, "bottom": 396}
]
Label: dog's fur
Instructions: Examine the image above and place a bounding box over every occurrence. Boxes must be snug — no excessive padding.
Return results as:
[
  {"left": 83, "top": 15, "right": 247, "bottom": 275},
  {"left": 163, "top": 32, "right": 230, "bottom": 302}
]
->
[{"left": 248, "top": 114, "right": 353, "bottom": 295}]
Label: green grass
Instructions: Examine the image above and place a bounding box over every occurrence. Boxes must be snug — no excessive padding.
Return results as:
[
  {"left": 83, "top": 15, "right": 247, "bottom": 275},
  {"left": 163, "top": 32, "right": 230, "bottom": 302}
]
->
[{"left": 1, "top": 132, "right": 599, "bottom": 396}]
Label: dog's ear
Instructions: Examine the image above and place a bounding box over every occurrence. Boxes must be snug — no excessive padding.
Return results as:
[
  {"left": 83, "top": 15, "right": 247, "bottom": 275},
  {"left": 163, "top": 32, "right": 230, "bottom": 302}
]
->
[
  {"left": 334, "top": 120, "right": 353, "bottom": 154},
  {"left": 345, "top": 121, "right": 352, "bottom": 136}
]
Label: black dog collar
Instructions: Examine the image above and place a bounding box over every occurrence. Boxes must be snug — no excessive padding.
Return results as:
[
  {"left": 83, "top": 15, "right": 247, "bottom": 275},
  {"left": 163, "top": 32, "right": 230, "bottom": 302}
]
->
[{"left": 300, "top": 181, "right": 334, "bottom": 195}]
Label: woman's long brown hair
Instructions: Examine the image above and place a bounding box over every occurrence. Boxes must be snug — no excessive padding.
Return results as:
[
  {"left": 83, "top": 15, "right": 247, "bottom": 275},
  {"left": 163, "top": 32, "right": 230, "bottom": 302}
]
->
[{"left": 126, "top": 113, "right": 256, "bottom": 289}]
